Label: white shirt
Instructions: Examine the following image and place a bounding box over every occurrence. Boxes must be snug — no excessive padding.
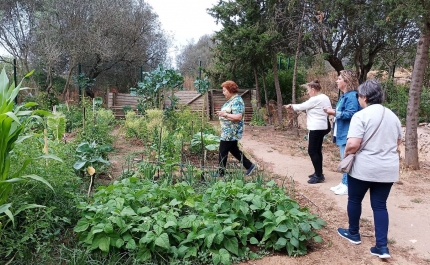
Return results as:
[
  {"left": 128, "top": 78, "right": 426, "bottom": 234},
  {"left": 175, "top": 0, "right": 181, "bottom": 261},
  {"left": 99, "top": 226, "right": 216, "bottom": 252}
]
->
[{"left": 292, "top": 94, "right": 331, "bottom": 130}]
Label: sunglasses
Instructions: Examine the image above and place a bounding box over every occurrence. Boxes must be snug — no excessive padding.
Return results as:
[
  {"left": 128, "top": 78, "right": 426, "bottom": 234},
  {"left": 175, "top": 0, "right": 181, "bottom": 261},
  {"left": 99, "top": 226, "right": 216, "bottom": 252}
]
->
[{"left": 356, "top": 93, "right": 363, "bottom": 99}]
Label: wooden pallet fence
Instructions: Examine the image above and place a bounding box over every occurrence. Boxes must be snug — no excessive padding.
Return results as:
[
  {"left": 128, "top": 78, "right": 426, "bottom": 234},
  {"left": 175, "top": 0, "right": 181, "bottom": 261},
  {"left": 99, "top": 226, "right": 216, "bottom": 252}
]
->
[{"left": 107, "top": 89, "right": 255, "bottom": 122}]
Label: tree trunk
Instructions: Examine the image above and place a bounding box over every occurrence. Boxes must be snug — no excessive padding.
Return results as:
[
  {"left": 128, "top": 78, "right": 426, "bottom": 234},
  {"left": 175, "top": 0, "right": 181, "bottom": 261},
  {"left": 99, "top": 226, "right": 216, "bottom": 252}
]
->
[
  {"left": 261, "top": 69, "right": 271, "bottom": 125},
  {"left": 290, "top": 2, "right": 306, "bottom": 130},
  {"left": 272, "top": 54, "right": 283, "bottom": 128},
  {"left": 253, "top": 66, "right": 261, "bottom": 108},
  {"left": 405, "top": 23, "right": 430, "bottom": 169}
]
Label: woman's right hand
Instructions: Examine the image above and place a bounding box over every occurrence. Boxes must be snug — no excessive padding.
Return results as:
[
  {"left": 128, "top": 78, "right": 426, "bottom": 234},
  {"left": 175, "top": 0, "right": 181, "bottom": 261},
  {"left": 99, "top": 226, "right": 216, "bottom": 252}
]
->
[
  {"left": 283, "top": 104, "right": 292, "bottom": 110},
  {"left": 323, "top": 106, "right": 335, "bottom": 115}
]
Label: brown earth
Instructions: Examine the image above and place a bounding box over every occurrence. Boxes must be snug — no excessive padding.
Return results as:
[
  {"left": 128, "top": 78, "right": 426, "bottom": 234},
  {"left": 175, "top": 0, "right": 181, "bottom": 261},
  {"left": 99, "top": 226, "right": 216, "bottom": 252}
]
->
[{"left": 109, "top": 124, "right": 430, "bottom": 265}]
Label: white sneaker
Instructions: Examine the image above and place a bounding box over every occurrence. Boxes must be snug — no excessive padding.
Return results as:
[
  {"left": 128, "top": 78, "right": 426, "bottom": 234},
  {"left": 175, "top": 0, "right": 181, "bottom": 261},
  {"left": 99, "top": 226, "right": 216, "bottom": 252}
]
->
[
  {"left": 330, "top": 183, "right": 343, "bottom": 192},
  {"left": 335, "top": 184, "right": 348, "bottom": 195}
]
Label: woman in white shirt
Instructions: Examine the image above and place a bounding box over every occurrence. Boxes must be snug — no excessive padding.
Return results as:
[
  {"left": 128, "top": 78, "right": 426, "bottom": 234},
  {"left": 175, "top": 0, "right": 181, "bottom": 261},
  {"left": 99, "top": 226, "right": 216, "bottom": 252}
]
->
[{"left": 284, "top": 80, "right": 331, "bottom": 184}]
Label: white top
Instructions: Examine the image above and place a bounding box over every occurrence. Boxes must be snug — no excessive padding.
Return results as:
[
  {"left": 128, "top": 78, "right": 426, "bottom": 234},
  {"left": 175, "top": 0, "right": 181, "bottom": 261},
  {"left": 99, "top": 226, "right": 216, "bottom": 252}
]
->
[
  {"left": 292, "top": 94, "right": 331, "bottom": 130},
  {"left": 347, "top": 104, "right": 402, "bottom": 182}
]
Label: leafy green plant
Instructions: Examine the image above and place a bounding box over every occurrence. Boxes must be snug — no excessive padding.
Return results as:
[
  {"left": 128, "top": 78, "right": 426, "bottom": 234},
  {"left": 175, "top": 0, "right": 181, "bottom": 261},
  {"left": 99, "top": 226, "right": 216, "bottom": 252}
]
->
[
  {"left": 133, "top": 65, "right": 184, "bottom": 113},
  {"left": 0, "top": 67, "right": 60, "bottom": 228},
  {"left": 73, "top": 141, "right": 113, "bottom": 173},
  {"left": 191, "top": 132, "right": 220, "bottom": 153},
  {"left": 47, "top": 112, "right": 66, "bottom": 141},
  {"left": 74, "top": 177, "right": 325, "bottom": 264},
  {"left": 250, "top": 100, "right": 266, "bottom": 126}
]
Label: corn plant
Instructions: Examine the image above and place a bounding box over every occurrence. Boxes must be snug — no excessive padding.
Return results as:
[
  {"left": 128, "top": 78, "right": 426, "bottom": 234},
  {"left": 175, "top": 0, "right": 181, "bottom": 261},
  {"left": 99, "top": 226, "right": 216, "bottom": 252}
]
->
[{"left": 0, "top": 68, "right": 60, "bottom": 228}]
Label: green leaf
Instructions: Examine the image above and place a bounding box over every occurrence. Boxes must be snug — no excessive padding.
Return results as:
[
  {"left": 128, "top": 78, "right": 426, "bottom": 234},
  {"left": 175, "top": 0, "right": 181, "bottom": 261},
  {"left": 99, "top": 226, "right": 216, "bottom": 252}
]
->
[
  {"left": 137, "top": 206, "right": 151, "bottom": 214},
  {"left": 249, "top": 237, "right": 259, "bottom": 244},
  {"left": 223, "top": 237, "right": 238, "bottom": 255},
  {"left": 139, "top": 231, "right": 155, "bottom": 244},
  {"left": 205, "top": 233, "right": 216, "bottom": 248},
  {"left": 115, "top": 238, "right": 124, "bottom": 248},
  {"left": 291, "top": 236, "right": 299, "bottom": 248},
  {"left": 98, "top": 235, "right": 110, "bottom": 252},
  {"left": 313, "top": 235, "right": 323, "bottom": 243},
  {"left": 155, "top": 233, "right": 170, "bottom": 249},
  {"left": 137, "top": 248, "right": 151, "bottom": 261},
  {"left": 261, "top": 210, "right": 274, "bottom": 220},
  {"left": 104, "top": 222, "right": 114, "bottom": 234},
  {"left": 164, "top": 220, "right": 177, "bottom": 228},
  {"left": 120, "top": 206, "right": 137, "bottom": 216},
  {"left": 274, "top": 224, "right": 288, "bottom": 233},
  {"left": 14, "top": 204, "right": 45, "bottom": 215},
  {"left": 74, "top": 218, "right": 90, "bottom": 232},
  {"left": 219, "top": 248, "right": 231, "bottom": 265},
  {"left": 275, "top": 237, "right": 287, "bottom": 249},
  {"left": 22, "top": 175, "right": 54, "bottom": 191},
  {"left": 126, "top": 238, "right": 136, "bottom": 250}
]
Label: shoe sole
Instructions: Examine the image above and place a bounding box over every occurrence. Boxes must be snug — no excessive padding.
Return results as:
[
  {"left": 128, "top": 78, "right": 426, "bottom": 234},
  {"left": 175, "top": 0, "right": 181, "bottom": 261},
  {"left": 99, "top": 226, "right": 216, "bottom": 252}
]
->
[
  {"left": 337, "top": 231, "right": 361, "bottom": 245},
  {"left": 370, "top": 251, "right": 391, "bottom": 259},
  {"left": 246, "top": 165, "right": 256, "bottom": 176}
]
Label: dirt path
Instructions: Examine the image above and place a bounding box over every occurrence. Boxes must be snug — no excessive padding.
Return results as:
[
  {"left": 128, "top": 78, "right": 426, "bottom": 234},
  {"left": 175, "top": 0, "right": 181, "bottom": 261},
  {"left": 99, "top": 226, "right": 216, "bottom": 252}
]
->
[{"left": 239, "top": 126, "right": 430, "bottom": 264}]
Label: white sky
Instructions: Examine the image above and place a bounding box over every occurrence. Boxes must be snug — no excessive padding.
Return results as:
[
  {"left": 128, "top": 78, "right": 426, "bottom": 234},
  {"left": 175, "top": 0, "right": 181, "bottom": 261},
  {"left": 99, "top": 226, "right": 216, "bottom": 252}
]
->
[{"left": 144, "top": 0, "right": 222, "bottom": 65}]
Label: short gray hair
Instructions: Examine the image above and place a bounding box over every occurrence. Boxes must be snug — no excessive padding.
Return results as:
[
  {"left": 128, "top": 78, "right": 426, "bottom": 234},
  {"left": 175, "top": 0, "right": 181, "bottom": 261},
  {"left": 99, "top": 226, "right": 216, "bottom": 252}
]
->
[{"left": 357, "top": 80, "right": 384, "bottom": 105}]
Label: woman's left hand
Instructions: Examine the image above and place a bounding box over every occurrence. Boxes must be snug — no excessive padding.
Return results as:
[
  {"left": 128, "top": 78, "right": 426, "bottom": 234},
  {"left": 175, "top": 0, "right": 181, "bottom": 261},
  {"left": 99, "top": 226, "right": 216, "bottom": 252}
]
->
[{"left": 216, "top": 110, "right": 226, "bottom": 117}]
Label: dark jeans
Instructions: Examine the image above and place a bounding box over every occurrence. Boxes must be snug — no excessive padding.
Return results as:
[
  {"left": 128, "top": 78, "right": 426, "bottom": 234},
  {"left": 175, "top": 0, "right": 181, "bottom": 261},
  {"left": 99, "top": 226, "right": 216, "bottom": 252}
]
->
[
  {"left": 218, "top": 140, "right": 252, "bottom": 175},
  {"left": 347, "top": 175, "right": 394, "bottom": 247},
  {"left": 308, "top": 130, "right": 327, "bottom": 176}
]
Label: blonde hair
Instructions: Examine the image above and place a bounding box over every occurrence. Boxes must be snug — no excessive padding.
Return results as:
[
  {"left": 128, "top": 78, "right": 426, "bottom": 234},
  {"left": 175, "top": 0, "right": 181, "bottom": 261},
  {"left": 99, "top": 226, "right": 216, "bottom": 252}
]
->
[{"left": 339, "top": 70, "right": 359, "bottom": 92}]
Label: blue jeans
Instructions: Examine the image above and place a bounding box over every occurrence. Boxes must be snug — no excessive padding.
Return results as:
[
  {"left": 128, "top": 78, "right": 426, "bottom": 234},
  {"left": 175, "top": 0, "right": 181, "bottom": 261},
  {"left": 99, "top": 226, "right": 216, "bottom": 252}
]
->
[
  {"left": 347, "top": 175, "right": 393, "bottom": 247},
  {"left": 339, "top": 144, "right": 348, "bottom": 185}
]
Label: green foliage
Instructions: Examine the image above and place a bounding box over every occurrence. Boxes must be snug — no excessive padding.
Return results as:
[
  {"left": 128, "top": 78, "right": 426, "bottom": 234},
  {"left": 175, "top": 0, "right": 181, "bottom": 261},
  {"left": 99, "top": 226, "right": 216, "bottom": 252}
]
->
[
  {"left": 1, "top": 137, "right": 85, "bottom": 263},
  {"left": 194, "top": 77, "right": 210, "bottom": 94},
  {"left": 0, "top": 67, "right": 60, "bottom": 227},
  {"left": 47, "top": 112, "right": 66, "bottom": 141},
  {"left": 382, "top": 79, "right": 430, "bottom": 123},
  {"left": 133, "top": 65, "right": 184, "bottom": 113},
  {"left": 73, "top": 141, "right": 113, "bottom": 174},
  {"left": 262, "top": 68, "right": 306, "bottom": 104},
  {"left": 74, "top": 177, "right": 325, "bottom": 263},
  {"left": 191, "top": 132, "right": 220, "bottom": 153},
  {"left": 75, "top": 105, "right": 116, "bottom": 146},
  {"left": 250, "top": 99, "right": 266, "bottom": 126}
]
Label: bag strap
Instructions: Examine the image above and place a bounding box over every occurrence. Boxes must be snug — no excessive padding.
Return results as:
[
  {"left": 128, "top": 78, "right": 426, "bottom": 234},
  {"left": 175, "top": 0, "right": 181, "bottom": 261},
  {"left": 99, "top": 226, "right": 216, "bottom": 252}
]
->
[{"left": 357, "top": 106, "right": 385, "bottom": 152}]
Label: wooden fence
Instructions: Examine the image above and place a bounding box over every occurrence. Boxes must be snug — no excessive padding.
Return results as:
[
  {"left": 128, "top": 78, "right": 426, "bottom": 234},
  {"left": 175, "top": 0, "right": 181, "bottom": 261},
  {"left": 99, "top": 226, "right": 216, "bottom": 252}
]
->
[{"left": 106, "top": 89, "right": 255, "bottom": 123}]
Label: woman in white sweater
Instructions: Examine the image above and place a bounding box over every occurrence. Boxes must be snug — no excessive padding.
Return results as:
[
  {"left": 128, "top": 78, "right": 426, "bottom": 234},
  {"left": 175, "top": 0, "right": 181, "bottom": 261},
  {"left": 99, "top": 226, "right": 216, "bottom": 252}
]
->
[{"left": 284, "top": 80, "right": 331, "bottom": 184}]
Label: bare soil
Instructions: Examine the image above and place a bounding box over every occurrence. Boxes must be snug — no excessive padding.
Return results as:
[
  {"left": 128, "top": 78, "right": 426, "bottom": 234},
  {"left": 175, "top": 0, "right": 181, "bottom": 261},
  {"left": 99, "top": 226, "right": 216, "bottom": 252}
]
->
[{"left": 109, "top": 124, "right": 430, "bottom": 265}]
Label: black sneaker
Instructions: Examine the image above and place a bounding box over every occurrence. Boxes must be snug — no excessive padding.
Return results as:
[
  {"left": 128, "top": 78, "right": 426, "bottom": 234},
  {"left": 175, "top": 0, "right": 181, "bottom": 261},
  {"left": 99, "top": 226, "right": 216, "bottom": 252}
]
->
[
  {"left": 308, "top": 173, "right": 315, "bottom": 178},
  {"left": 246, "top": 164, "right": 257, "bottom": 176},
  {"left": 337, "top": 228, "right": 361, "bottom": 244},
  {"left": 307, "top": 174, "right": 325, "bottom": 184},
  {"left": 370, "top": 246, "right": 391, "bottom": 259}
]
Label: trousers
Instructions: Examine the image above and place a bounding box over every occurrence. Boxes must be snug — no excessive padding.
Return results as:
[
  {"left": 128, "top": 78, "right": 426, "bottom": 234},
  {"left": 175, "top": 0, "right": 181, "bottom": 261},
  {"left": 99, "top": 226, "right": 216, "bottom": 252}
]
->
[
  {"left": 218, "top": 140, "right": 252, "bottom": 175},
  {"left": 308, "top": 130, "right": 327, "bottom": 176},
  {"left": 347, "top": 175, "right": 393, "bottom": 247}
]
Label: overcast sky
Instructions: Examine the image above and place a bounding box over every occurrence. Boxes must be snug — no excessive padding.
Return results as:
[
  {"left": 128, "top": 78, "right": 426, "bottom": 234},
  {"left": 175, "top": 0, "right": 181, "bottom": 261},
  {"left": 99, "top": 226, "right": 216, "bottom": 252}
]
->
[{"left": 144, "top": 0, "right": 222, "bottom": 63}]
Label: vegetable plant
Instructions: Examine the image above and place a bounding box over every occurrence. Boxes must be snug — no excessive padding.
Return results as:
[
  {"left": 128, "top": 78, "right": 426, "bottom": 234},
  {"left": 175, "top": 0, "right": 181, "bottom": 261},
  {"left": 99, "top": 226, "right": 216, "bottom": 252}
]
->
[
  {"left": 74, "top": 177, "right": 326, "bottom": 264},
  {"left": 0, "top": 67, "right": 60, "bottom": 228}
]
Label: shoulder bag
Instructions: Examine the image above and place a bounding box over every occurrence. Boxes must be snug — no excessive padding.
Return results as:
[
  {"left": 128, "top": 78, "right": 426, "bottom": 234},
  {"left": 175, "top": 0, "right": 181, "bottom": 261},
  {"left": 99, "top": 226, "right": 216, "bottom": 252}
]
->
[{"left": 337, "top": 107, "right": 385, "bottom": 173}]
